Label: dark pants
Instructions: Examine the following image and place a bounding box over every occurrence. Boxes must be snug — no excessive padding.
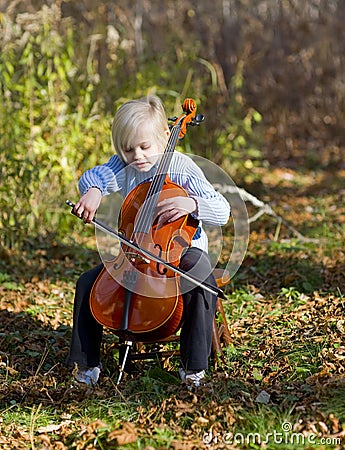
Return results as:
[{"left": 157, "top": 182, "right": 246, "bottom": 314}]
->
[{"left": 66, "top": 247, "right": 217, "bottom": 372}]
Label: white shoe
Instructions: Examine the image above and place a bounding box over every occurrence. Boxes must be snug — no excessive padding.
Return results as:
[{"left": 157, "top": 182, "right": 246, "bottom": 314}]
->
[
  {"left": 179, "top": 368, "right": 206, "bottom": 387},
  {"left": 75, "top": 365, "right": 101, "bottom": 386}
]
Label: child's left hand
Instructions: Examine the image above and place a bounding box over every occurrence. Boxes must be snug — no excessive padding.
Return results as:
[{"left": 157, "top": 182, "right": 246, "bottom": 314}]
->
[{"left": 155, "top": 197, "right": 197, "bottom": 227}]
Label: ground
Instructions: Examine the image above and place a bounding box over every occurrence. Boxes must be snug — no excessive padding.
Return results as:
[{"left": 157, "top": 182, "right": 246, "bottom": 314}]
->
[{"left": 0, "top": 167, "right": 344, "bottom": 449}]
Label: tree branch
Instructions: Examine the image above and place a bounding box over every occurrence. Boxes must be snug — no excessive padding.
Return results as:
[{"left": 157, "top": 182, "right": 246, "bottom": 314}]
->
[{"left": 215, "top": 184, "right": 319, "bottom": 243}]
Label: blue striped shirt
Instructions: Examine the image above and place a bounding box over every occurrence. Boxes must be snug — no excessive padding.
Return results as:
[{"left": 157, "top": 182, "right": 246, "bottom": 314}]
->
[{"left": 79, "top": 152, "right": 231, "bottom": 251}]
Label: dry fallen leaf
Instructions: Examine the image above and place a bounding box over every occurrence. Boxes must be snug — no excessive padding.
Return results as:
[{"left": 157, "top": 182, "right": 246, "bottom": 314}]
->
[
  {"left": 37, "top": 420, "right": 73, "bottom": 434},
  {"left": 108, "top": 422, "right": 138, "bottom": 445}
]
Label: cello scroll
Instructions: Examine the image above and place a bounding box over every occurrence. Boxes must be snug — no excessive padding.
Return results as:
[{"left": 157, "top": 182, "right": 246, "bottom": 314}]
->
[{"left": 169, "top": 98, "right": 205, "bottom": 139}]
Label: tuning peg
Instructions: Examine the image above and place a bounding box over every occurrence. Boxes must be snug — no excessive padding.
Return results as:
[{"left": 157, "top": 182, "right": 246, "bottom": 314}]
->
[{"left": 190, "top": 114, "right": 205, "bottom": 126}]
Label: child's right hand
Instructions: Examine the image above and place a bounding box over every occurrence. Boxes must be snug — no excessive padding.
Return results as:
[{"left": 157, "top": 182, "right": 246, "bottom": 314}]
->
[{"left": 74, "top": 187, "right": 102, "bottom": 223}]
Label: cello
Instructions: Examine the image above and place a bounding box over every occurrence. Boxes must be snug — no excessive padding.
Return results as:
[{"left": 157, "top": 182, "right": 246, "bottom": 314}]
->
[{"left": 90, "top": 99, "right": 205, "bottom": 341}]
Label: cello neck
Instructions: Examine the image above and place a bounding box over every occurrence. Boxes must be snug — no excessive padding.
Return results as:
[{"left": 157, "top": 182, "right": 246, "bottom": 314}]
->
[{"left": 132, "top": 99, "right": 198, "bottom": 236}]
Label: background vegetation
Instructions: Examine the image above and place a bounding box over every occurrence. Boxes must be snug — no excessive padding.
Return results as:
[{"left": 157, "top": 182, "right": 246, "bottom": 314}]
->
[
  {"left": 1, "top": 0, "right": 344, "bottom": 248},
  {"left": 0, "top": 0, "right": 344, "bottom": 449}
]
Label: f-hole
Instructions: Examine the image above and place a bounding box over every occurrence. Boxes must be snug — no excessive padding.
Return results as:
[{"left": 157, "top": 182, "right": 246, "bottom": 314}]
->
[{"left": 154, "top": 244, "right": 167, "bottom": 274}]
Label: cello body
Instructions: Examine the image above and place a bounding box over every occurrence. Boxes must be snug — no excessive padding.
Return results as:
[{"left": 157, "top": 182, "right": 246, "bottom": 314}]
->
[{"left": 90, "top": 177, "right": 199, "bottom": 341}]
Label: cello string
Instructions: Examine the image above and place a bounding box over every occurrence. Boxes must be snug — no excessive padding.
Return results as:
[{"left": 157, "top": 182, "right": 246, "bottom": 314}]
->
[
  {"left": 132, "top": 123, "right": 181, "bottom": 239},
  {"left": 140, "top": 123, "right": 180, "bottom": 208},
  {"left": 134, "top": 127, "right": 179, "bottom": 238}
]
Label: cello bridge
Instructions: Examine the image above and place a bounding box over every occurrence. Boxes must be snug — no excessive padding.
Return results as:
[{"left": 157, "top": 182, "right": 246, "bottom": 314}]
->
[{"left": 125, "top": 251, "right": 150, "bottom": 264}]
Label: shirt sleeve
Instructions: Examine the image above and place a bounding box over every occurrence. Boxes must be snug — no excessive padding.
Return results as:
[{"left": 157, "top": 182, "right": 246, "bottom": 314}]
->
[
  {"left": 172, "top": 155, "right": 231, "bottom": 226},
  {"left": 186, "top": 166, "right": 231, "bottom": 226},
  {"left": 78, "top": 155, "right": 125, "bottom": 195}
]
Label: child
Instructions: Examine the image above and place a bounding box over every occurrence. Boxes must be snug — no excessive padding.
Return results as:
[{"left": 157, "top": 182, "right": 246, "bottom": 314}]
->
[{"left": 66, "top": 94, "right": 230, "bottom": 387}]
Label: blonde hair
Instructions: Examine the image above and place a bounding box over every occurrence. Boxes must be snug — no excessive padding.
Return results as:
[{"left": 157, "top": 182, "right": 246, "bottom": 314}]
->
[{"left": 111, "top": 95, "right": 169, "bottom": 163}]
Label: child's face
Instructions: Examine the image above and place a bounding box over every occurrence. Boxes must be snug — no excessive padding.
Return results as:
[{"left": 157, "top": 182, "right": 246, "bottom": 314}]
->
[{"left": 123, "top": 122, "right": 169, "bottom": 172}]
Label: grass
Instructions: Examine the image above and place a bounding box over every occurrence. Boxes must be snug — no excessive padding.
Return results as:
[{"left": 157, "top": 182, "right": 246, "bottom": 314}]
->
[{"left": 0, "top": 170, "right": 344, "bottom": 449}]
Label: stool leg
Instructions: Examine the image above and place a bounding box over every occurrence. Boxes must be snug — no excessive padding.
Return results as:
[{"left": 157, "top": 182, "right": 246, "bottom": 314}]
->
[
  {"left": 211, "top": 297, "right": 232, "bottom": 363},
  {"left": 212, "top": 317, "right": 223, "bottom": 356},
  {"left": 216, "top": 298, "right": 231, "bottom": 346},
  {"left": 117, "top": 340, "right": 133, "bottom": 385}
]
